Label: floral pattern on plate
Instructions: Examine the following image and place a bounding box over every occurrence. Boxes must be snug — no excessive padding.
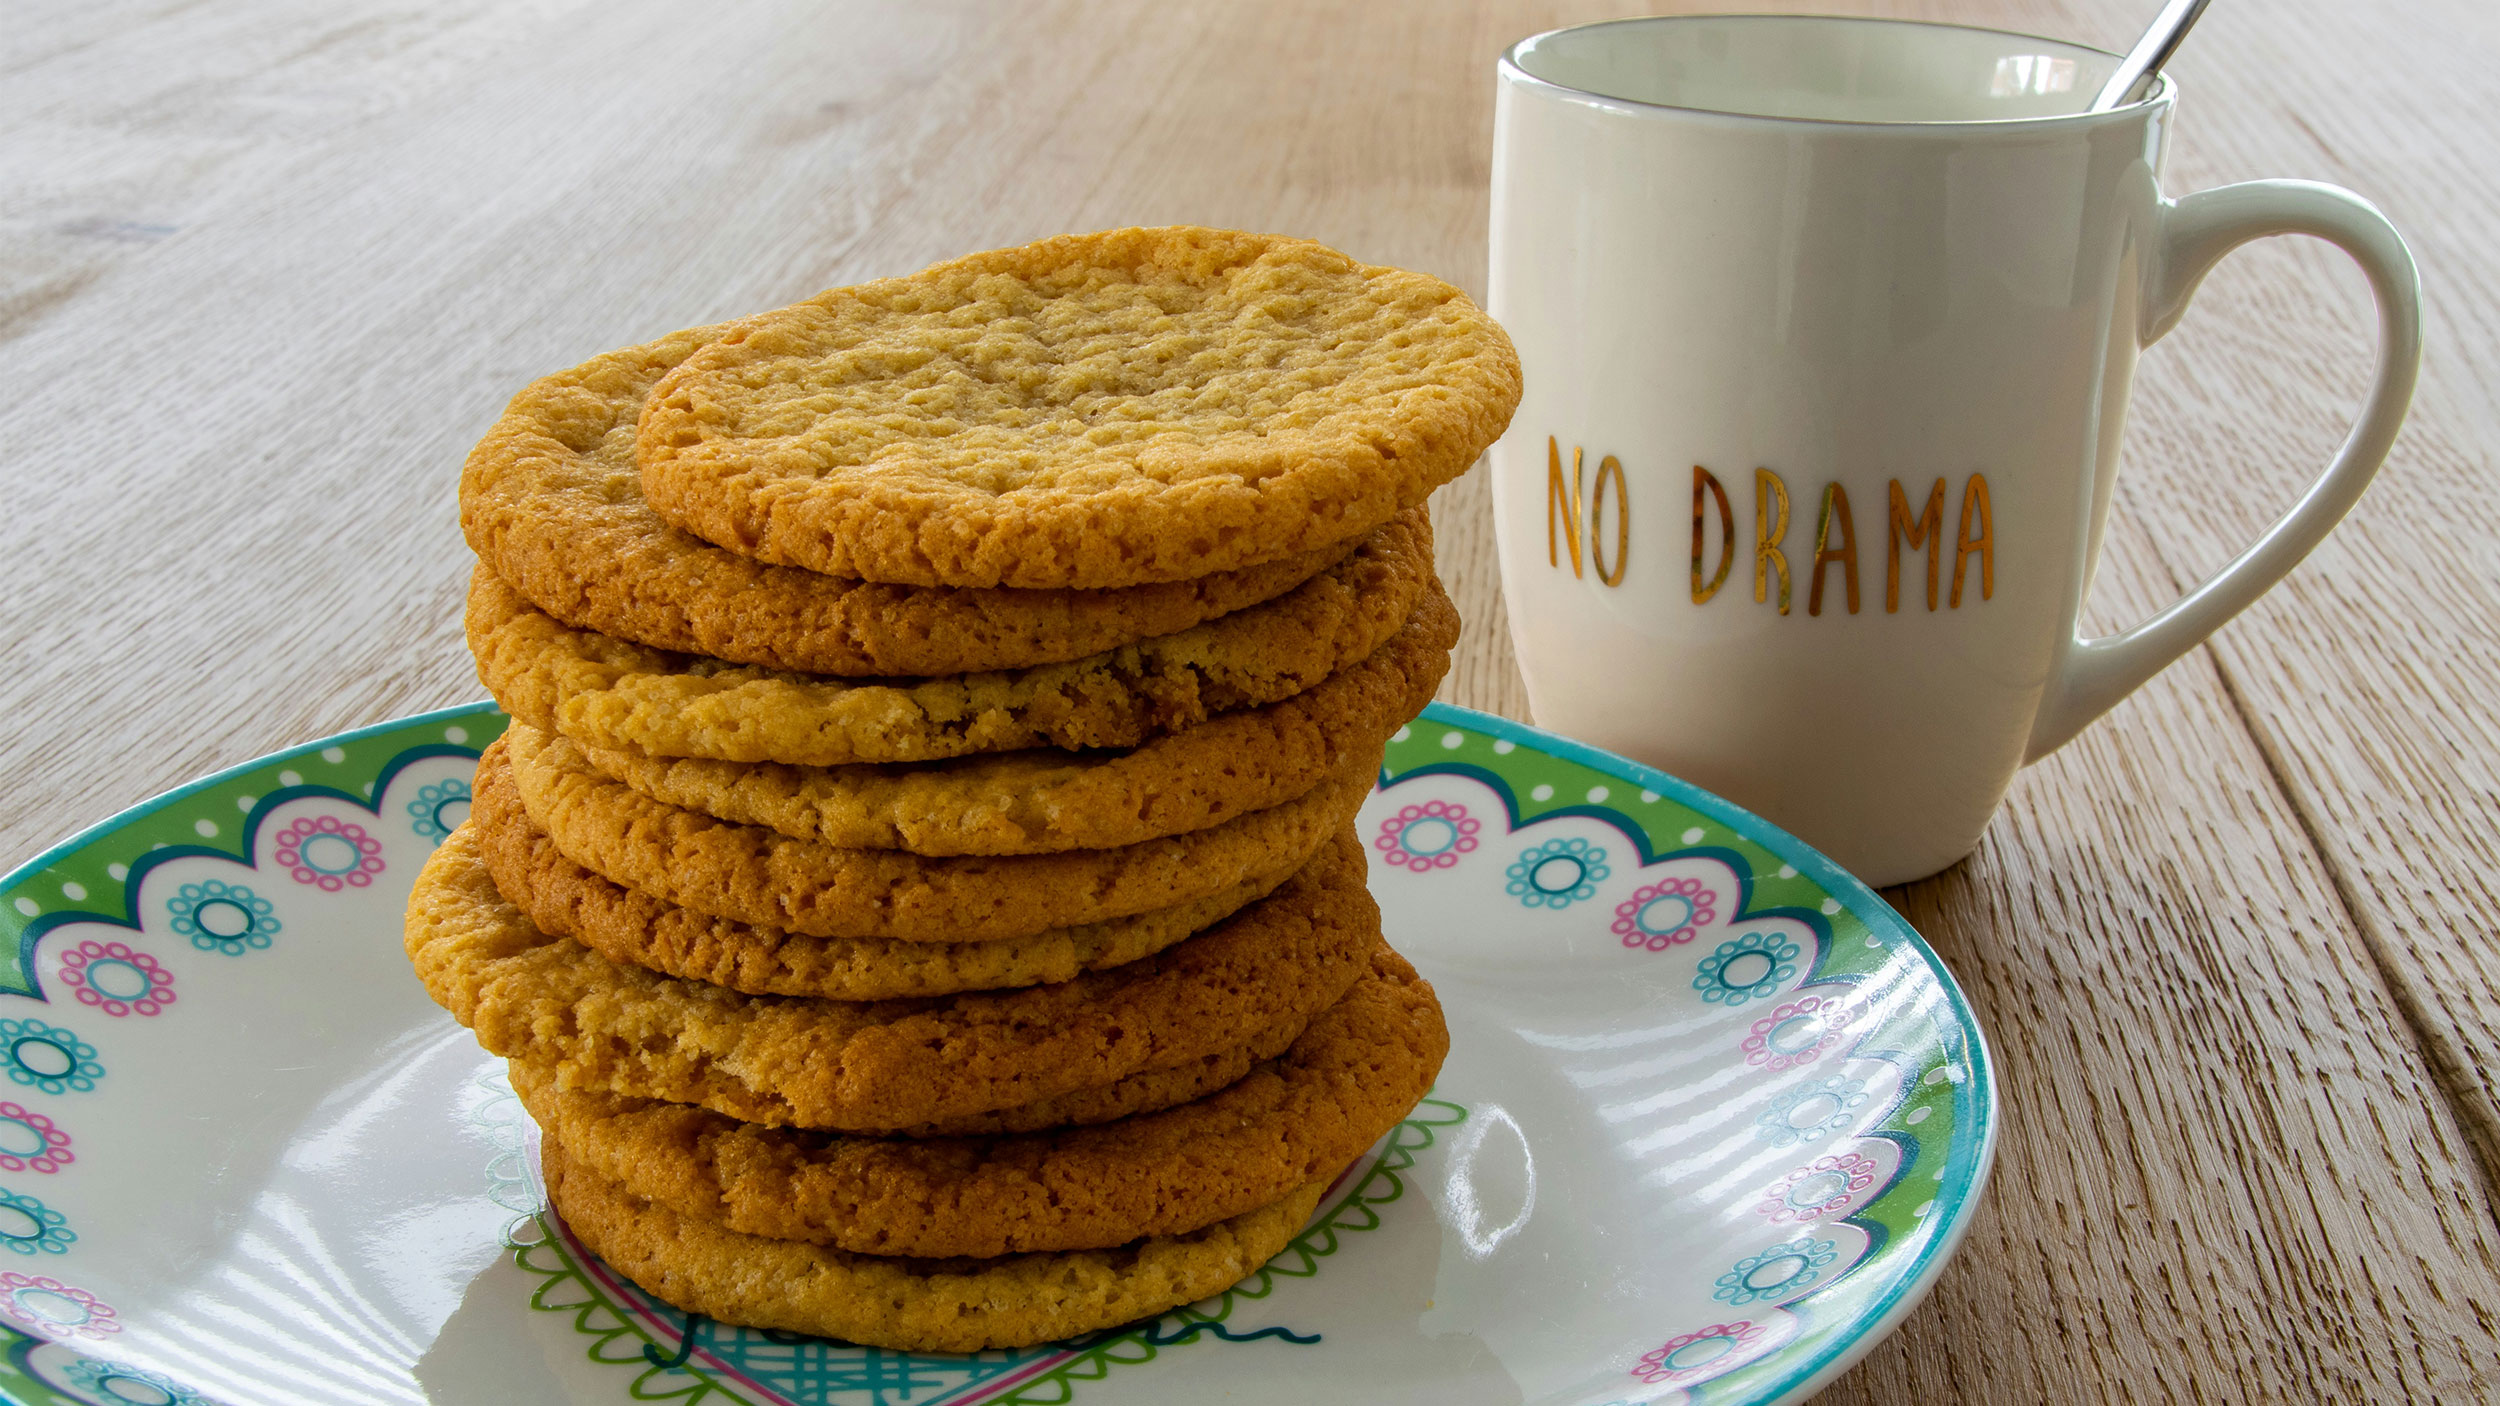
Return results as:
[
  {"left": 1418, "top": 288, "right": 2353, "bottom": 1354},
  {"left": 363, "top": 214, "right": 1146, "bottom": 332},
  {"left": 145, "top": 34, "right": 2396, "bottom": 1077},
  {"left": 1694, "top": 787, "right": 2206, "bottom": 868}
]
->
[
  {"left": 0, "top": 710, "right": 490, "bottom": 1406},
  {"left": 0, "top": 702, "right": 1992, "bottom": 1406},
  {"left": 1365, "top": 712, "right": 1993, "bottom": 1406}
]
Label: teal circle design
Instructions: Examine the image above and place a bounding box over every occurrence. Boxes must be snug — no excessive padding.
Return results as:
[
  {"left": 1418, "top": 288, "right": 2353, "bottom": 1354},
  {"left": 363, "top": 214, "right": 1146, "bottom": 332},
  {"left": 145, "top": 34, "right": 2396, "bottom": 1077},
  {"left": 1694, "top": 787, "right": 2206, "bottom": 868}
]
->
[
  {"left": 1785, "top": 1170, "right": 1852, "bottom": 1212},
  {"left": 1753, "top": 1077, "right": 1870, "bottom": 1149},
  {"left": 1505, "top": 837, "right": 1610, "bottom": 909},
  {"left": 0, "top": 1103, "right": 69, "bottom": 1175},
  {"left": 0, "top": 699, "right": 2002, "bottom": 1406},
  {"left": 1669, "top": 1336, "right": 1736, "bottom": 1369},
  {"left": 167, "top": 879, "right": 280, "bottom": 956},
  {"left": 59, "top": 1357, "right": 208, "bottom": 1406},
  {"left": 1693, "top": 932, "right": 1801, "bottom": 1006},
  {"left": 1765, "top": 1017, "right": 1818, "bottom": 1054},
  {"left": 0, "top": 1188, "right": 71, "bottom": 1256},
  {"left": 1714, "top": 1237, "right": 1840, "bottom": 1306},
  {"left": 1404, "top": 819, "right": 1458, "bottom": 855},
  {"left": 1640, "top": 894, "right": 1695, "bottom": 933},
  {"left": 0, "top": 1020, "right": 101, "bottom": 1096},
  {"left": 407, "top": 779, "right": 472, "bottom": 843},
  {"left": 87, "top": 961, "right": 149, "bottom": 1002}
]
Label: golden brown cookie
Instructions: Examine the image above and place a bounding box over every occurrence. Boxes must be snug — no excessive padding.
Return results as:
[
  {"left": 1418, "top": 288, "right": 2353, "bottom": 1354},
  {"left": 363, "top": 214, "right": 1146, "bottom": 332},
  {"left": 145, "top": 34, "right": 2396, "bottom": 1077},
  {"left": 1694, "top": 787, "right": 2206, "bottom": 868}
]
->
[
  {"left": 508, "top": 1006, "right": 1312, "bottom": 1144},
  {"left": 498, "top": 727, "right": 1377, "bottom": 942},
  {"left": 519, "top": 944, "right": 1446, "bottom": 1256},
  {"left": 894, "top": 1010, "right": 1309, "bottom": 1139},
  {"left": 461, "top": 323, "right": 1356, "bottom": 677},
  {"left": 405, "top": 821, "right": 1380, "bottom": 1130},
  {"left": 468, "top": 508, "right": 1434, "bottom": 768},
  {"left": 635, "top": 227, "right": 1520, "bottom": 589},
  {"left": 471, "top": 747, "right": 1298, "bottom": 999},
  {"left": 544, "top": 1143, "right": 1331, "bottom": 1353},
  {"left": 565, "top": 583, "right": 1453, "bottom": 854}
]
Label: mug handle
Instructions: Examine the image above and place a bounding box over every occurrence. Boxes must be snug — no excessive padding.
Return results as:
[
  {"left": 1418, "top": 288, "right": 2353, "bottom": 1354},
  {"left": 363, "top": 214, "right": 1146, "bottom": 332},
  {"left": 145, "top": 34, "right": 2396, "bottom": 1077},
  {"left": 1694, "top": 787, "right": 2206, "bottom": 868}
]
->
[{"left": 2024, "top": 180, "right": 2424, "bottom": 762}]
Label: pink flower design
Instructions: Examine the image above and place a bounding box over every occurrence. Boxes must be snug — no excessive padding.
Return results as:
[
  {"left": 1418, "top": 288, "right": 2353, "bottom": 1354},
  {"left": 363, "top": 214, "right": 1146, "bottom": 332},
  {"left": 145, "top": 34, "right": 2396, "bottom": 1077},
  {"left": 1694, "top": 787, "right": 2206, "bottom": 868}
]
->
[
  {"left": 55, "top": 941, "right": 175, "bottom": 1019},
  {"left": 1375, "top": 801, "right": 1480, "bottom": 871},
  {"left": 1740, "top": 993, "right": 1854, "bottom": 1073},
  {"left": 1755, "top": 1152, "right": 1882, "bottom": 1224},
  {"left": 0, "top": 1105, "right": 70, "bottom": 1175},
  {"left": 1634, "top": 1320, "right": 1765, "bottom": 1384},
  {"left": 0, "top": 1273, "right": 119, "bottom": 1341},
  {"left": 1612, "top": 876, "right": 1716, "bottom": 951},
  {"left": 274, "top": 815, "right": 385, "bottom": 892}
]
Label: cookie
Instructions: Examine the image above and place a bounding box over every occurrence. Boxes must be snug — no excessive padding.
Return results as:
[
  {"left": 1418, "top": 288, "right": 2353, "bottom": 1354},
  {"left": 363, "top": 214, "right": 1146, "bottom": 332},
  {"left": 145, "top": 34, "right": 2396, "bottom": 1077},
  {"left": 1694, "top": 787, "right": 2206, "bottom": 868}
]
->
[
  {"left": 565, "top": 583, "right": 1453, "bottom": 854},
  {"left": 893, "top": 1009, "right": 1309, "bottom": 1139},
  {"left": 461, "top": 323, "right": 1355, "bottom": 677},
  {"left": 498, "top": 727, "right": 1377, "bottom": 942},
  {"left": 519, "top": 943, "right": 1446, "bottom": 1256},
  {"left": 468, "top": 507, "right": 1434, "bottom": 768},
  {"left": 405, "top": 821, "right": 1379, "bottom": 1130},
  {"left": 543, "top": 1143, "right": 1331, "bottom": 1353},
  {"left": 635, "top": 227, "right": 1520, "bottom": 589},
  {"left": 509, "top": 1004, "right": 1314, "bottom": 1144},
  {"left": 472, "top": 746, "right": 1298, "bottom": 999}
]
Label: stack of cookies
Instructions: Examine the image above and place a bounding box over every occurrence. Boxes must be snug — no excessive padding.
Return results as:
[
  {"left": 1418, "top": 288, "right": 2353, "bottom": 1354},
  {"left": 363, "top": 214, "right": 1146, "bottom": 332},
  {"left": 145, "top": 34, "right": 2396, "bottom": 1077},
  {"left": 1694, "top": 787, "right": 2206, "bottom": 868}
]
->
[{"left": 403, "top": 227, "right": 1521, "bottom": 1351}]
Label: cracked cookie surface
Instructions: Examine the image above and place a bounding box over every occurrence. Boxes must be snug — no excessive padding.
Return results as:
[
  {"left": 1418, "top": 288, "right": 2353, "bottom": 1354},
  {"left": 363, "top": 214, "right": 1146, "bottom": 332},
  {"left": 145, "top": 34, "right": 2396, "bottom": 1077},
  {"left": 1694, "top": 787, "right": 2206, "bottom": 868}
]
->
[
  {"left": 520, "top": 943, "right": 1445, "bottom": 1257},
  {"left": 471, "top": 746, "right": 1297, "bottom": 999},
  {"left": 544, "top": 1143, "right": 1330, "bottom": 1352},
  {"left": 561, "top": 583, "right": 1452, "bottom": 855},
  {"left": 636, "top": 226, "right": 1518, "bottom": 588},
  {"left": 468, "top": 508, "right": 1432, "bottom": 768},
  {"left": 405, "top": 821, "right": 1378, "bottom": 1130},
  {"left": 500, "top": 727, "right": 1376, "bottom": 942},
  {"left": 462, "top": 323, "right": 1352, "bottom": 676}
]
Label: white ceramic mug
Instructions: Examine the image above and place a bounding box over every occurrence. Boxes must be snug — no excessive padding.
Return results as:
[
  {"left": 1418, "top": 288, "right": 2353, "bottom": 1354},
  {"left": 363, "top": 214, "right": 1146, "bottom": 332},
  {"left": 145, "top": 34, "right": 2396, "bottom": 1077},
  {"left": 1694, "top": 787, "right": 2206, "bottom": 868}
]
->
[{"left": 1488, "top": 15, "right": 2421, "bottom": 886}]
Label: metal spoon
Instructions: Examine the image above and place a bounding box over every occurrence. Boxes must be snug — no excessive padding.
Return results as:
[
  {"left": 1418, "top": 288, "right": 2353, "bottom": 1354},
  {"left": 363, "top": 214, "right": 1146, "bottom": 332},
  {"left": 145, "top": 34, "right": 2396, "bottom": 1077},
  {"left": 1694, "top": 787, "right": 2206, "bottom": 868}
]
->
[{"left": 2089, "top": 0, "right": 2213, "bottom": 109}]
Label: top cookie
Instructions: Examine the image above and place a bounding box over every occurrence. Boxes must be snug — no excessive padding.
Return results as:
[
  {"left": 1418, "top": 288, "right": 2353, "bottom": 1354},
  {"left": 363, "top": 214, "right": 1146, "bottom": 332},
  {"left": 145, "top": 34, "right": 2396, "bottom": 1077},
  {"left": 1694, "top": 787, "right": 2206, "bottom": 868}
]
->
[
  {"left": 636, "top": 227, "right": 1521, "bottom": 589},
  {"left": 461, "top": 325, "right": 1353, "bottom": 677}
]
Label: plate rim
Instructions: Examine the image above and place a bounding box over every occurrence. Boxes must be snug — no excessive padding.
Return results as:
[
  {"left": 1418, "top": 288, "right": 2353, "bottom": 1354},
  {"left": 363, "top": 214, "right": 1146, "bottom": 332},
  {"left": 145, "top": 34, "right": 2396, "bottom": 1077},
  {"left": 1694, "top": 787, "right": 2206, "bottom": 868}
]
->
[
  {"left": 0, "top": 699, "right": 1996, "bottom": 1406},
  {"left": 0, "top": 701, "right": 504, "bottom": 895},
  {"left": 1404, "top": 700, "right": 1999, "bottom": 1405}
]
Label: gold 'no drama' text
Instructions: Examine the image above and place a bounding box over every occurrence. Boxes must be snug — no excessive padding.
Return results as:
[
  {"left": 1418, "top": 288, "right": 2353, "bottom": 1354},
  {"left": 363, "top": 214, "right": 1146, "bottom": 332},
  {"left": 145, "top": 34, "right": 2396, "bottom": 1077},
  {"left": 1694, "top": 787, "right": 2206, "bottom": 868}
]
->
[{"left": 1546, "top": 438, "right": 1994, "bottom": 616}]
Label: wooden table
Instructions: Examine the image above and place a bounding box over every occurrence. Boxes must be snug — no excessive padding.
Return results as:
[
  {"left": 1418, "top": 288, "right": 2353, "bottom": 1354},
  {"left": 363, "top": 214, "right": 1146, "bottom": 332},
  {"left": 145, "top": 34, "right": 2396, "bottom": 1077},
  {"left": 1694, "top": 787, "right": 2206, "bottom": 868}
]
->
[{"left": 6, "top": 1, "right": 2495, "bottom": 1398}]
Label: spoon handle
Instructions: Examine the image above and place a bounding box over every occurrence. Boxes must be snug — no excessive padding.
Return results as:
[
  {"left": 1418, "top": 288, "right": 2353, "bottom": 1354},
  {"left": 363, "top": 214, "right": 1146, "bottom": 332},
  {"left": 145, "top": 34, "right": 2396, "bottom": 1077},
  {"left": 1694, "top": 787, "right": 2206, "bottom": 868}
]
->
[{"left": 2091, "top": 0, "right": 2213, "bottom": 109}]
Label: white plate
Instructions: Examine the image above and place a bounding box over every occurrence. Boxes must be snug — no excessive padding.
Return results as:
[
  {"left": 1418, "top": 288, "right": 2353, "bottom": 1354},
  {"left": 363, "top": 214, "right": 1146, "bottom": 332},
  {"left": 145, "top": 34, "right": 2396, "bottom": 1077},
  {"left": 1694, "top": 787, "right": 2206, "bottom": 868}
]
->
[{"left": 0, "top": 701, "right": 1993, "bottom": 1406}]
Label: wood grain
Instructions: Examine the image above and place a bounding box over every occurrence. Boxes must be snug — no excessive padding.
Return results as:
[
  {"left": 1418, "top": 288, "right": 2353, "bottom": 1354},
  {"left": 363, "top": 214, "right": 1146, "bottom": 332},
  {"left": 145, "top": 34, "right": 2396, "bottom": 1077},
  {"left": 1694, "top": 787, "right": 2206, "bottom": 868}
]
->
[
  {"left": 2093, "top": 0, "right": 2500, "bottom": 1228},
  {"left": 4, "top": 1, "right": 2498, "bottom": 1399}
]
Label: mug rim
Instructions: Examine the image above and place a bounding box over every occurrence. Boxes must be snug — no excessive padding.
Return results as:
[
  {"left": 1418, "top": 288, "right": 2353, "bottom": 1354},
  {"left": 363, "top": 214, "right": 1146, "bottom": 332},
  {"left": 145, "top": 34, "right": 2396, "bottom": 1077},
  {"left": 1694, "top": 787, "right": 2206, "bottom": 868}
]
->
[{"left": 1499, "top": 13, "right": 2174, "bottom": 131}]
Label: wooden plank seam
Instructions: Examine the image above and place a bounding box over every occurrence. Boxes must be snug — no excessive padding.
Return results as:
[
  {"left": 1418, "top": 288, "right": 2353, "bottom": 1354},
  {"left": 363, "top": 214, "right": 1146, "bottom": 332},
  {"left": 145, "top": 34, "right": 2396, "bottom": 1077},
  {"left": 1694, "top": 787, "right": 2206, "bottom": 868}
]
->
[{"left": 2119, "top": 477, "right": 2500, "bottom": 1240}]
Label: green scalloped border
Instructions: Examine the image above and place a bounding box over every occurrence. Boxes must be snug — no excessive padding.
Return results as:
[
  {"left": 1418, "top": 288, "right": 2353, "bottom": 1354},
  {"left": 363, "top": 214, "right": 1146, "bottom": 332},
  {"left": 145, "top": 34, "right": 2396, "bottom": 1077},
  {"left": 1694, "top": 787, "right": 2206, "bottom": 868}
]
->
[
  {"left": 1380, "top": 706, "right": 1993, "bottom": 1406},
  {"left": 511, "top": 1097, "right": 1469, "bottom": 1406},
  {"left": 0, "top": 704, "right": 508, "bottom": 1000},
  {"left": 0, "top": 1331, "right": 83, "bottom": 1406},
  {"left": 0, "top": 1339, "right": 214, "bottom": 1406},
  {"left": 0, "top": 700, "right": 1989, "bottom": 1406},
  {"left": 0, "top": 703, "right": 512, "bottom": 1406},
  {"left": 1376, "top": 716, "right": 1970, "bottom": 1282}
]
